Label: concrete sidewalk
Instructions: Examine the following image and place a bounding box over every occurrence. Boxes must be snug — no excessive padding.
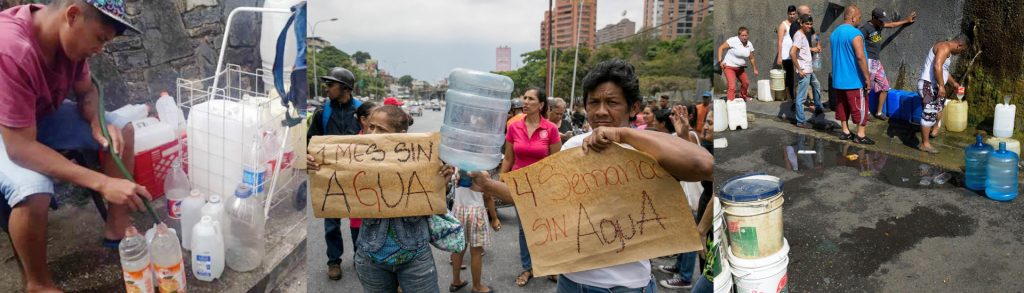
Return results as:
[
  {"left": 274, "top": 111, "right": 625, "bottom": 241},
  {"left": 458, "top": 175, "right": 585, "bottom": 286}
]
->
[{"left": 0, "top": 173, "right": 309, "bottom": 293}]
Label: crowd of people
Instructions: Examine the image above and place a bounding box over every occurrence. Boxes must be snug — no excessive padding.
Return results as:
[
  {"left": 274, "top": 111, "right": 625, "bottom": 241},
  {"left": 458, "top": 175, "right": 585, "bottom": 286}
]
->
[
  {"left": 719, "top": 4, "right": 967, "bottom": 154},
  {"left": 307, "top": 60, "right": 715, "bottom": 292}
]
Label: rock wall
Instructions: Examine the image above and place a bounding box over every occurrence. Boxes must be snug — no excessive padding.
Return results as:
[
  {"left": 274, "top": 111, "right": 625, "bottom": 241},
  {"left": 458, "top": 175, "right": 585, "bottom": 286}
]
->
[
  {"left": 714, "top": 0, "right": 966, "bottom": 91},
  {"left": 2, "top": 0, "right": 266, "bottom": 107}
]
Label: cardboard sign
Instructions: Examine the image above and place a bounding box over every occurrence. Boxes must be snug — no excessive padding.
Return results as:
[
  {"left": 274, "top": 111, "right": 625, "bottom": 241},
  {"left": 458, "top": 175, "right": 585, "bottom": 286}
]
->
[
  {"left": 500, "top": 144, "right": 702, "bottom": 276},
  {"left": 308, "top": 132, "right": 446, "bottom": 218}
]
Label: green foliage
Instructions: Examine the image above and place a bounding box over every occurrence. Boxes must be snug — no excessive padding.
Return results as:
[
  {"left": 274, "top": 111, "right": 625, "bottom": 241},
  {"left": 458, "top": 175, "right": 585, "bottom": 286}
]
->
[
  {"left": 352, "top": 51, "right": 372, "bottom": 64},
  {"left": 399, "top": 75, "right": 414, "bottom": 87}
]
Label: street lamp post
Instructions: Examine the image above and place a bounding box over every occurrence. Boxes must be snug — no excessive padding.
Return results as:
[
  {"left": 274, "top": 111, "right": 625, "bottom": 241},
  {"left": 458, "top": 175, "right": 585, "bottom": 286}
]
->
[{"left": 312, "top": 18, "right": 338, "bottom": 99}]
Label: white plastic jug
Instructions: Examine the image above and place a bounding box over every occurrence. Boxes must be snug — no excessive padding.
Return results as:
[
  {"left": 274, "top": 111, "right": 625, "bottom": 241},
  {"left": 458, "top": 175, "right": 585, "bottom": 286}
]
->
[
  {"left": 994, "top": 95, "right": 1016, "bottom": 138},
  {"left": 260, "top": 0, "right": 302, "bottom": 87},
  {"left": 714, "top": 98, "right": 728, "bottom": 132},
  {"left": 155, "top": 92, "right": 185, "bottom": 132},
  {"left": 727, "top": 99, "right": 749, "bottom": 130},
  {"left": 187, "top": 99, "right": 270, "bottom": 197},
  {"left": 132, "top": 118, "right": 175, "bottom": 154},
  {"left": 109, "top": 104, "right": 149, "bottom": 128},
  {"left": 202, "top": 195, "right": 229, "bottom": 241},
  {"left": 769, "top": 69, "right": 786, "bottom": 91},
  {"left": 757, "top": 79, "right": 773, "bottom": 102},
  {"left": 180, "top": 190, "right": 206, "bottom": 251},
  {"left": 191, "top": 216, "right": 225, "bottom": 281}
]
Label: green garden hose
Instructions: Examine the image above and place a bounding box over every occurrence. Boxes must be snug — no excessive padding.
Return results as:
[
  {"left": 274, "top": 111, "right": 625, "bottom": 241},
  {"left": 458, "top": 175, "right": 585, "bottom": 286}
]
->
[{"left": 91, "top": 76, "right": 161, "bottom": 225}]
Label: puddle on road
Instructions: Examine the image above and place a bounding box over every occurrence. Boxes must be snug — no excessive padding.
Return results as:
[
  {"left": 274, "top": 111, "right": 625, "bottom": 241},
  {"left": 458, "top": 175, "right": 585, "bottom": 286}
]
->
[{"left": 762, "top": 132, "right": 972, "bottom": 190}]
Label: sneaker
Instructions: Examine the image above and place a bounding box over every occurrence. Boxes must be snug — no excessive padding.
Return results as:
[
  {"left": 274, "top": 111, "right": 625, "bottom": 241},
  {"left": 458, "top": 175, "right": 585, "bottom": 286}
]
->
[
  {"left": 656, "top": 265, "right": 680, "bottom": 275},
  {"left": 796, "top": 122, "right": 813, "bottom": 129},
  {"left": 853, "top": 135, "right": 876, "bottom": 145},
  {"left": 838, "top": 132, "right": 853, "bottom": 140},
  {"left": 328, "top": 263, "right": 342, "bottom": 280},
  {"left": 659, "top": 277, "right": 693, "bottom": 289}
]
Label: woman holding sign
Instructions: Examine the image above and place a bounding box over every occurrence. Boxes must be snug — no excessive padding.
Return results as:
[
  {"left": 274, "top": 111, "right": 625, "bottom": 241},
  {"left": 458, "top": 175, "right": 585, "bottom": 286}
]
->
[
  {"left": 463, "top": 60, "right": 714, "bottom": 292},
  {"left": 502, "top": 87, "right": 563, "bottom": 287}
]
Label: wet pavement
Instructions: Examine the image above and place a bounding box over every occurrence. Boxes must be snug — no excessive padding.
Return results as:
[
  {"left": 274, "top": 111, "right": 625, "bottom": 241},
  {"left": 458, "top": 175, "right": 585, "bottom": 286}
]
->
[{"left": 714, "top": 124, "right": 1024, "bottom": 292}]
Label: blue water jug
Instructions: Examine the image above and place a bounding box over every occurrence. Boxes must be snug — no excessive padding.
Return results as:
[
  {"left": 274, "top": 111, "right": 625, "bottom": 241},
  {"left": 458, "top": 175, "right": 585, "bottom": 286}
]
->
[
  {"left": 985, "top": 142, "right": 1019, "bottom": 201},
  {"left": 439, "top": 68, "right": 514, "bottom": 187},
  {"left": 964, "top": 134, "right": 994, "bottom": 191}
]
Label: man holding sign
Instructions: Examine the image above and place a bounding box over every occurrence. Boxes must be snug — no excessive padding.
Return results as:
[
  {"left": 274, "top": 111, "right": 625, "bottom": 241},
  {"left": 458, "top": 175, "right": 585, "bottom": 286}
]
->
[
  {"left": 309, "top": 105, "right": 449, "bottom": 293},
  {"left": 465, "top": 60, "right": 714, "bottom": 292}
]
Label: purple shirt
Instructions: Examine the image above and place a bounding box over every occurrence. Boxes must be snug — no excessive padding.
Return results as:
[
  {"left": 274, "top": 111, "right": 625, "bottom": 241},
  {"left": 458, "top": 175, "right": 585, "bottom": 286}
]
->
[{"left": 0, "top": 4, "right": 90, "bottom": 128}]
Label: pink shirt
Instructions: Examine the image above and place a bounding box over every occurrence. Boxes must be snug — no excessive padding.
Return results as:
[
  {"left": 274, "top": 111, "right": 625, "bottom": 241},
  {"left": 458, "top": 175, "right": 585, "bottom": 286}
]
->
[
  {"left": 0, "top": 5, "right": 90, "bottom": 128},
  {"left": 506, "top": 118, "right": 560, "bottom": 171}
]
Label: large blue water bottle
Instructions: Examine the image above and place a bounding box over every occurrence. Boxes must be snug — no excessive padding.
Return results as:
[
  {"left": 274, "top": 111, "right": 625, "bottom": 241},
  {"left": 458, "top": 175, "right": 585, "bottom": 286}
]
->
[
  {"left": 985, "top": 142, "right": 1019, "bottom": 201},
  {"left": 439, "top": 68, "right": 514, "bottom": 187},
  {"left": 964, "top": 134, "right": 994, "bottom": 191}
]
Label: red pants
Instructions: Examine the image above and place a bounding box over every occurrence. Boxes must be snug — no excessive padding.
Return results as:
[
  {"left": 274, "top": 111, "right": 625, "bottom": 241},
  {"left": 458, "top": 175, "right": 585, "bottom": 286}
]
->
[
  {"left": 724, "top": 66, "right": 749, "bottom": 101},
  {"left": 835, "top": 89, "right": 870, "bottom": 126}
]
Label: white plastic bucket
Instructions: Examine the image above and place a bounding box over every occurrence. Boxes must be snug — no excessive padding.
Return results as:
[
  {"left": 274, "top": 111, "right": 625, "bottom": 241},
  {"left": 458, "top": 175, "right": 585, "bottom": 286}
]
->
[
  {"left": 986, "top": 136, "right": 1021, "bottom": 156},
  {"left": 769, "top": 69, "right": 786, "bottom": 91},
  {"left": 728, "top": 238, "right": 790, "bottom": 293},
  {"left": 726, "top": 99, "right": 748, "bottom": 130},
  {"left": 720, "top": 174, "right": 785, "bottom": 258},
  {"left": 715, "top": 258, "right": 734, "bottom": 293},
  {"left": 757, "top": 80, "right": 773, "bottom": 102}
]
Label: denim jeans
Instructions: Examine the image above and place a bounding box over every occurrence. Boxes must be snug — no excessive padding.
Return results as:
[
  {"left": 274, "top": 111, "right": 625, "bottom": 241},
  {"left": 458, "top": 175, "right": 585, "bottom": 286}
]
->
[
  {"left": 677, "top": 252, "right": 697, "bottom": 282},
  {"left": 354, "top": 250, "right": 440, "bottom": 293},
  {"left": 519, "top": 226, "right": 532, "bottom": 270},
  {"left": 795, "top": 72, "right": 823, "bottom": 124},
  {"left": 556, "top": 275, "right": 657, "bottom": 293},
  {"left": 691, "top": 275, "right": 713, "bottom": 293},
  {"left": 325, "top": 218, "right": 344, "bottom": 264}
]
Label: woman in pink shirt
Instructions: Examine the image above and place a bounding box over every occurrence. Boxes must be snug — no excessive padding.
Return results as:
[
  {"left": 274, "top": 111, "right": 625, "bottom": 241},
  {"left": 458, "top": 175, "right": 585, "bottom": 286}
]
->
[{"left": 502, "top": 87, "right": 562, "bottom": 286}]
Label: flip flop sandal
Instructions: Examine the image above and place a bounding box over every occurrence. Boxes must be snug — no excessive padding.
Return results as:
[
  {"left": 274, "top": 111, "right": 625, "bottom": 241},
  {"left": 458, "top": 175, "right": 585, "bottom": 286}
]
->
[
  {"left": 918, "top": 145, "right": 940, "bottom": 154},
  {"left": 449, "top": 281, "right": 469, "bottom": 292},
  {"left": 102, "top": 238, "right": 121, "bottom": 249},
  {"left": 515, "top": 270, "right": 533, "bottom": 287}
]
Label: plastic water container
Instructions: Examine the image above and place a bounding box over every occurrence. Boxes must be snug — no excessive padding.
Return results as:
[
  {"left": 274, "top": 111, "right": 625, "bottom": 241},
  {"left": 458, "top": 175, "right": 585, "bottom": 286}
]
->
[
  {"left": 243, "top": 135, "right": 270, "bottom": 195},
  {"left": 714, "top": 98, "right": 728, "bottom": 132},
  {"left": 439, "top": 68, "right": 514, "bottom": 186},
  {"left": 119, "top": 227, "right": 155, "bottom": 293},
  {"left": 202, "top": 195, "right": 229, "bottom": 242},
  {"left": 180, "top": 190, "right": 206, "bottom": 251},
  {"left": 994, "top": 95, "right": 1016, "bottom": 138},
  {"left": 150, "top": 224, "right": 186, "bottom": 293},
  {"left": 164, "top": 160, "right": 190, "bottom": 220},
  {"left": 943, "top": 99, "right": 968, "bottom": 132},
  {"left": 720, "top": 174, "right": 785, "bottom": 258},
  {"left": 986, "top": 142, "right": 1019, "bottom": 201},
  {"left": 226, "top": 184, "right": 266, "bottom": 272},
  {"left": 132, "top": 118, "right": 176, "bottom": 154},
  {"left": 769, "top": 69, "right": 786, "bottom": 91},
  {"left": 155, "top": 92, "right": 185, "bottom": 132},
  {"left": 964, "top": 134, "right": 994, "bottom": 191},
  {"left": 187, "top": 99, "right": 273, "bottom": 197},
  {"left": 728, "top": 238, "right": 790, "bottom": 293},
  {"left": 757, "top": 79, "right": 772, "bottom": 102},
  {"left": 727, "top": 99, "right": 748, "bottom": 130},
  {"left": 191, "top": 216, "right": 225, "bottom": 281},
  {"left": 985, "top": 137, "right": 1021, "bottom": 156},
  {"left": 260, "top": 0, "right": 302, "bottom": 87},
  {"left": 108, "top": 104, "right": 149, "bottom": 128}
]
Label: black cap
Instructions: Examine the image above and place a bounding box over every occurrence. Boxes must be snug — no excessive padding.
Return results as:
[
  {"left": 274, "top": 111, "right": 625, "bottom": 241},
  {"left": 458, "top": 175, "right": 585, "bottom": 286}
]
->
[{"left": 871, "top": 8, "right": 889, "bottom": 22}]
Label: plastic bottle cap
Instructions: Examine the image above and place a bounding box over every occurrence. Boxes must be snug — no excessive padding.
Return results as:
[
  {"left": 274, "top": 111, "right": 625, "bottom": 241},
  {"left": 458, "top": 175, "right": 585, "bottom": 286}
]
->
[
  {"left": 201, "top": 216, "right": 212, "bottom": 223},
  {"left": 208, "top": 195, "right": 221, "bottom": 203},
  {"left": 235, "top": 184, "right": 254, "bottom": 198}
]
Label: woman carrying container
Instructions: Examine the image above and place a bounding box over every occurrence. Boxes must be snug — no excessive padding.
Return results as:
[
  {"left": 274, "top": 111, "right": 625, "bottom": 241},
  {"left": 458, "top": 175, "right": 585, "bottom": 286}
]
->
[
  {"left": 502, "top": 86, "right": 563, "bottom": 287},
  {"left": 718, "top": 27, "right": 759, "bottom": 101},
  {"left": 464, "top": 60, "right": 714, "bottom": 292}
]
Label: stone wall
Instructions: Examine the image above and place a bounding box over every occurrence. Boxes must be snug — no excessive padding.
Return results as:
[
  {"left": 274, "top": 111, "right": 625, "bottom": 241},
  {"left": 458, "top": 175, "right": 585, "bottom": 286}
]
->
[
  {"left": 714, "top": 0, "right": 966, "bottom": 91},
  {"left": 2, "top": 0, "right": 266, "bottom": 107}
]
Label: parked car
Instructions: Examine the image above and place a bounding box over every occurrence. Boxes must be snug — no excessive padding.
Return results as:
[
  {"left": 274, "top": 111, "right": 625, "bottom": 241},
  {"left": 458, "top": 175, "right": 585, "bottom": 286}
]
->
[
  {"left": 408, "top": 104, "right": 423, "bottom": 116},
  {"left": 430, "top": 100, "right": 441, "bottom": 111}
]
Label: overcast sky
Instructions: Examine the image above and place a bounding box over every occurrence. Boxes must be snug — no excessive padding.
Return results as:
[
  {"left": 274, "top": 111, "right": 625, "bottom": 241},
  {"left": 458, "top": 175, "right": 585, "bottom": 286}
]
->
[{"left": 309, "top": 0, "right": 644, "bottom": 82}]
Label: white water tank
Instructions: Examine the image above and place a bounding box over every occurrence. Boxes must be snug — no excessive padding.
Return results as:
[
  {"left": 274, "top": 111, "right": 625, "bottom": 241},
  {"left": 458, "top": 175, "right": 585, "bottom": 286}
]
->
[
  {"left": 260, "top": 0, "right": 302, "bottom": 88},
  {"left": 993, "top": 96, "right": 1016, "bottom": 138},
  {"left": 727, "top": 99, "right": 749, "bottom": 130},
  {"left": 714, "top": 98, "right": 728, "bottom": 132},
  {"left": 757, "top": 79, "right": 773, "bottom": 102}
]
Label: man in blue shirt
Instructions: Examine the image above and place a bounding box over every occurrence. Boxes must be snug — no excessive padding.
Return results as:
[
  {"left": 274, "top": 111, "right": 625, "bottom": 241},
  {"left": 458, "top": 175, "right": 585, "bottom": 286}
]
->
[{"left": 829, "top": 5, "right": 875, "bottom": 145}]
